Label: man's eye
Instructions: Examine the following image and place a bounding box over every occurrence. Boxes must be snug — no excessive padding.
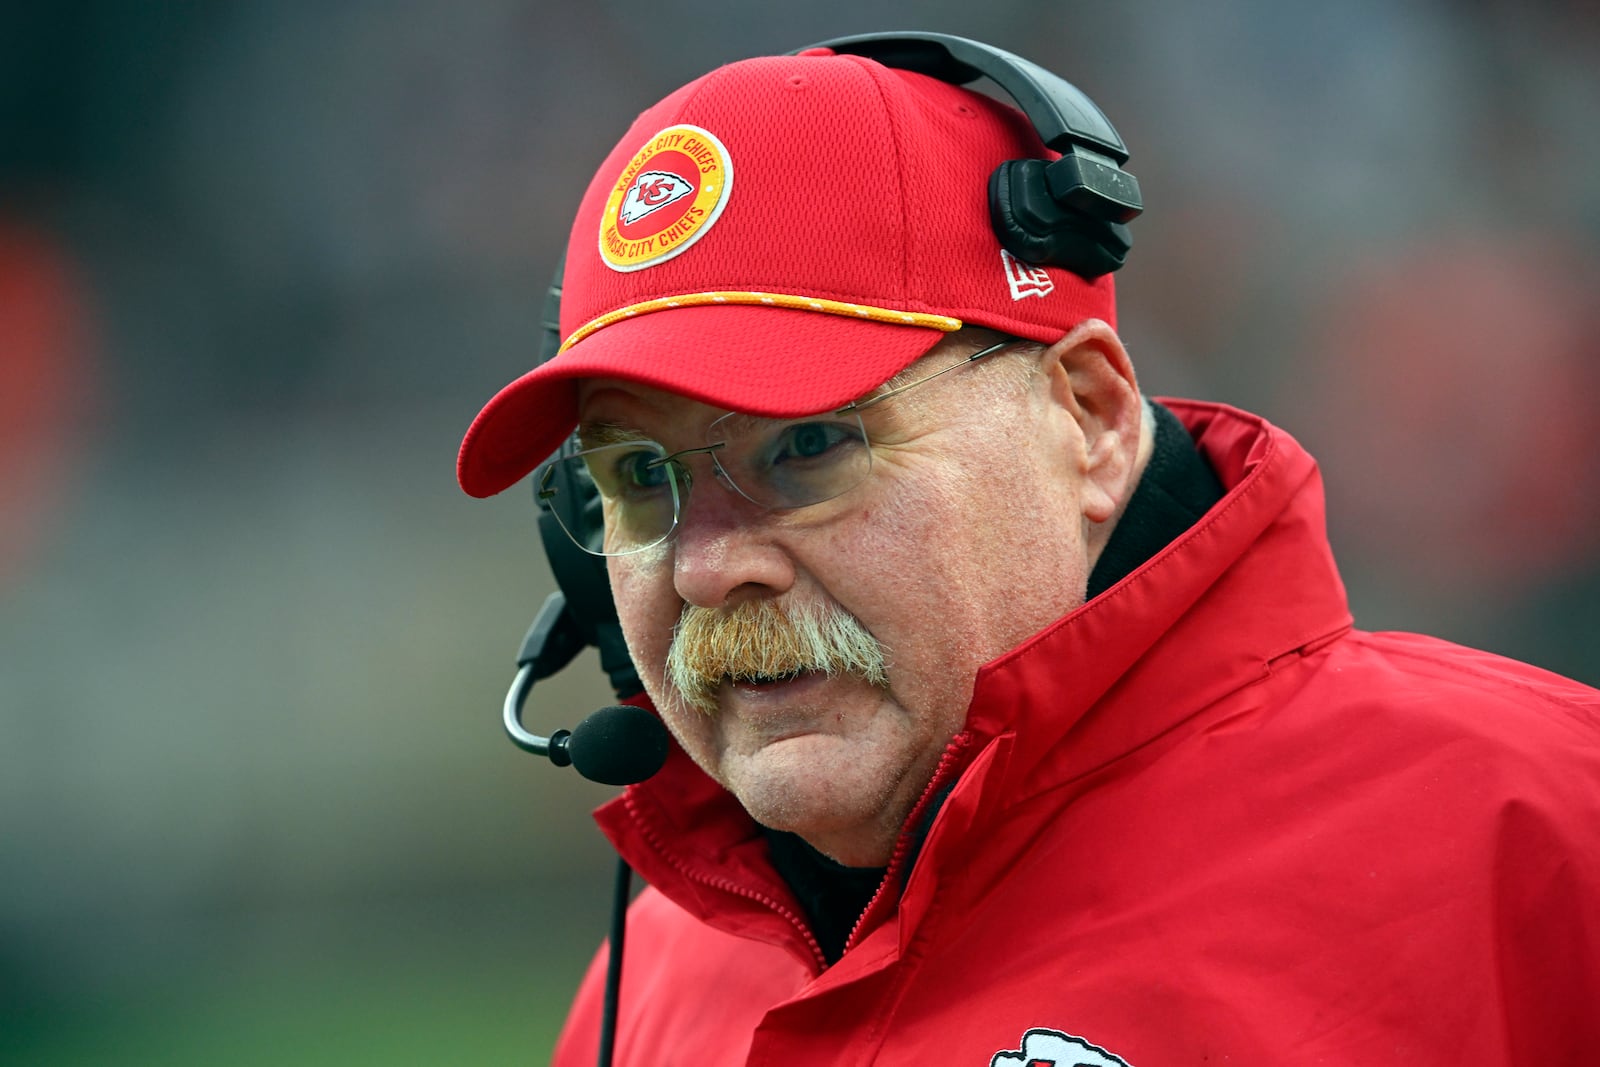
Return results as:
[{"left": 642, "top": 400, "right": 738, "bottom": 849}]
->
[
  {"left": 587, "top": 447, "right": 670, "bottom": 496},
  {"left": 621, "top": 452, "right": 672, "bottom": 489},
  {"left": 770, "top": 421, "right": 859, "bottom": 464}
]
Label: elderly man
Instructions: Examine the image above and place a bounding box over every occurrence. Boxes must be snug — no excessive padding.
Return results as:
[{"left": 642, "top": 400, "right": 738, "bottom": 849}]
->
[{"left": 457, "top": 35, "right": 1600, "bottom": 1067}]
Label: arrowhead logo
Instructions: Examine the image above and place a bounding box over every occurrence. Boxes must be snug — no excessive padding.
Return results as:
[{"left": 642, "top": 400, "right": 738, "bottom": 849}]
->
[
  {"left": 990, "top": 1028, "right": 1133, "bottom": 1067},
  {"left": 619, "top": 171, "right": 694, "bottom": 225}
]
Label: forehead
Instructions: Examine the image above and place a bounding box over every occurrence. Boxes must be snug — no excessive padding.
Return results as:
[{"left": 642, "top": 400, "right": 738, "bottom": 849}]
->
[
  {"left": 574, "top": 378, "right": 731, "bottom": 445},
  {"left": 572, "top": 328, "right": 1008, "bottom": 440}
]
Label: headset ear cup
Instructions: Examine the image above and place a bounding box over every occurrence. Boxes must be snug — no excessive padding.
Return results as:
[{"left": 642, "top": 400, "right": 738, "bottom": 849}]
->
[
  {"left": 531, "top": 444, "right": 645, "bottom": 700},
  {"left": 988, "top": 159, "right": 1131, "bottom": 278},
  {"left": 534, "top": 446, "right": 613, "bottom": 619}
]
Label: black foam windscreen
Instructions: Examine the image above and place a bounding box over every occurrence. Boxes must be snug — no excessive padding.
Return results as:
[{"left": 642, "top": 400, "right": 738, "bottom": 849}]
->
[{"left": 568, "top": 704, "right": 671, "bottom": 786}]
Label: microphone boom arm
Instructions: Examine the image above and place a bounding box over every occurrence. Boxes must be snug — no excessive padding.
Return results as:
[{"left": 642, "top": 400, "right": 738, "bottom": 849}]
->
[
  {"left": 502, "top": 591, "right": 585, "bottom": 764},
  {"left": 503, "top": 660, "right": 573, "bottom": 765},
  {"left": 499, "top": 590, "right": 670, "bottom": 786}
]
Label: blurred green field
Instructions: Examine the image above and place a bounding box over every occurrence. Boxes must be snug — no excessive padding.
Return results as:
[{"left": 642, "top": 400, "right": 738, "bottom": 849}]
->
[
  {"left": 7, "top": 966, "right": 573, "bottom": 1066},
  {"left": 1, "top": 899, "right": 603, "bottom": 1067},
  {"left": 6, "top": 966, "right": 569, "bottom": 1066}
]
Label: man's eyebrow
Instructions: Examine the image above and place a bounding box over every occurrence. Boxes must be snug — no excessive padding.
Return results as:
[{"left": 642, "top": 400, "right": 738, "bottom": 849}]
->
[{"left": 576, "top": 421, "right": 653, "bottom": 448}]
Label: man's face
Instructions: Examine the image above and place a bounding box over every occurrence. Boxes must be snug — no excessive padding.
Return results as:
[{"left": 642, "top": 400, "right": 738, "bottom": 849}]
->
[{"left": 576, "top": 333, "right": 1111, "bottom": 866}]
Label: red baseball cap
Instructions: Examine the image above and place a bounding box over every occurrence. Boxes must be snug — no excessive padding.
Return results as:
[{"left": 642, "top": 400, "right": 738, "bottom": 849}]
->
[{"left": 457, "top": 47, "right": 1117, "bottom": 498}]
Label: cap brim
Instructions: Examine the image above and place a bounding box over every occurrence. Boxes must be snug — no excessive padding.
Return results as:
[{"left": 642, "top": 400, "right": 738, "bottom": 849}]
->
[{"left": 457, "top": 304, "right": 948, "bottom": 498}]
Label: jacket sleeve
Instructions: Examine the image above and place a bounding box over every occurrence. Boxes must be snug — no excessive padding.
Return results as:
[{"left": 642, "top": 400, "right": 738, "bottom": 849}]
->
[{"left": 1490, "top": 739, "right": 1600, "bottom": 1065}]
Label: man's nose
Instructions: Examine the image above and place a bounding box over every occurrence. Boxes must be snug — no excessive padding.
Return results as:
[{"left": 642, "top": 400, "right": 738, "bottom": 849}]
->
[{"left": 670, "top": 472, "right": 795, "bottom": 610}]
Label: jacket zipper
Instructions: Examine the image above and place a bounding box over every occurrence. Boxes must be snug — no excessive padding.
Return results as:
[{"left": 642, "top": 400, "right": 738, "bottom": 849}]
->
[
  {"left": 841, "top": 731, "right": 975, "bottom": 954},
  {"left": 626, "top": 791, "right": 830, "bottom": 972}
]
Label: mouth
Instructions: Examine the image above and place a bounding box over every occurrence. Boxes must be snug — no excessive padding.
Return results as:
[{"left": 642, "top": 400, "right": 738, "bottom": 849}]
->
[{"left": 726, "top": 668, "right": 808, "bottom": 690}]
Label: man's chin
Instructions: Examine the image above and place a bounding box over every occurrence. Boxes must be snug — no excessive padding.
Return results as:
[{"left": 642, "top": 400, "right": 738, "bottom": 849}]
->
[{"left": 720, "top": 738, "right": 905, "bottom": 859}]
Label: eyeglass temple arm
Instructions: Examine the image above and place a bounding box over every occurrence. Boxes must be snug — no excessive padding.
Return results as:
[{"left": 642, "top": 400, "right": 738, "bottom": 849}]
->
[{"left": 849, "top": 340, "right": 1010, "bottom": 412}]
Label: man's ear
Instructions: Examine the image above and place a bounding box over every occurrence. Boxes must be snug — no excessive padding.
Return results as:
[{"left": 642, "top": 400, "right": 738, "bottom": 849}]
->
[{"left": 1038, "top": 318, "right": 1145, "bottom": 526}]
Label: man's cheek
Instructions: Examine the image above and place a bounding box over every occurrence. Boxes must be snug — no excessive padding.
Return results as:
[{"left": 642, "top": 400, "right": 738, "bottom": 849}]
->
[
  {"left": 609, "top": 565, "right": 668, "bottom": 658},
  {"left": 622, "top": 615, "right": 672, "bottom": 691}
]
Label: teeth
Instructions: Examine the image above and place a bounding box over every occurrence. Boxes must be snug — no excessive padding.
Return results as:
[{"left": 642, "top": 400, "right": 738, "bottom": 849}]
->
[{"left": 731, "top": 669, "right": 804, "bottom": 686}]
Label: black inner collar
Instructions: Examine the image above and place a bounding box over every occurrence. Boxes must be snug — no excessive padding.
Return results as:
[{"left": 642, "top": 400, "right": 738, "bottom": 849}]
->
[{"left": 1087, "top": 399, "right": 1225, "bottom": 599}]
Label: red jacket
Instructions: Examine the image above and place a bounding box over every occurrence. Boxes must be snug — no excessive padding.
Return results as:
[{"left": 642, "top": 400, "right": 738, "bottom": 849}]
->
[{"left": 553, "top": 401, "right": 1600, "bottom": 1067}]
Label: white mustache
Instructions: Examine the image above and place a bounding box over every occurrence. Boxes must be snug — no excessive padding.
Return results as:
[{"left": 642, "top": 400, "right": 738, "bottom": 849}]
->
[{"left": 665, "top": 598, "right": 889, "bottom": 715}]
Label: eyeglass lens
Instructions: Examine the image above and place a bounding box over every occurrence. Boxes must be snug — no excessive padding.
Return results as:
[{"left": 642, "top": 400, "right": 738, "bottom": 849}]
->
[
  {"left": 541, "top": 339, "right": 1012, "bottom": 557},
  {"left": 542, "top": 409, "right": 871, "bottom": 556}
]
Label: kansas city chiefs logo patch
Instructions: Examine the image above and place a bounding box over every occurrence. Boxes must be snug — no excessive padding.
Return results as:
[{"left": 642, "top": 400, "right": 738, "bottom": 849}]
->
[
  {"left": 990, "top": 1028, "right": 1133, "bottom": 1067},
  {"left": 599, "top": 124, "right": 733, "bottom": 273}
]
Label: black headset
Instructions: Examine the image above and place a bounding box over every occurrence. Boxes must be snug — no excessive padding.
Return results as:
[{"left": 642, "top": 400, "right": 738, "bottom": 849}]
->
[{"left": 521, "top": 31, "right": 1141, "bottom": 703}]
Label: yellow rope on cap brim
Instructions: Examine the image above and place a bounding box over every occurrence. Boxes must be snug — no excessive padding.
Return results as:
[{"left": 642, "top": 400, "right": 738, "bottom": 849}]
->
[{"left": 557, "top": 291, "right": 963, "bottom": 353}]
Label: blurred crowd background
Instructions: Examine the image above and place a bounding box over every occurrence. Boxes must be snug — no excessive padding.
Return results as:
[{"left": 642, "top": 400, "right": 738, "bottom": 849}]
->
[{"left": 3, "top": 2, "right": 1597, "bottom": 1063}]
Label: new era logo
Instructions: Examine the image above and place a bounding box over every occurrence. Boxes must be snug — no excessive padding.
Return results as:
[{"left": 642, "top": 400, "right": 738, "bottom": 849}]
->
[{"left": 1001, "top": 249, "right": 1054, "bottom": 301}]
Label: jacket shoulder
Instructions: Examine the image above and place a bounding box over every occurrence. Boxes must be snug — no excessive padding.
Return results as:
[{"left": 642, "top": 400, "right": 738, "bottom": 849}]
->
[
  {"left": 1270, "top": 628, "right": 1600, "bottom": 834},
  {"left": 1329, "top": 629, "right": 1599, "bottom": 739}
]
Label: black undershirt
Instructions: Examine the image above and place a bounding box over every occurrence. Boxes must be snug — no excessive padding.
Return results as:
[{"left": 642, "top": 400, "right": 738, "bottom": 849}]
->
[{"left": 764, "top": 401, "right": 1226, "bottom": 963}]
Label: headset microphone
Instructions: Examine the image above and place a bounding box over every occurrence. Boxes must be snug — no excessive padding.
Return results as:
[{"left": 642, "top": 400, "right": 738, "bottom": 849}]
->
[{"left": 504, "top": 592, "right": 669, "bottom": 786}]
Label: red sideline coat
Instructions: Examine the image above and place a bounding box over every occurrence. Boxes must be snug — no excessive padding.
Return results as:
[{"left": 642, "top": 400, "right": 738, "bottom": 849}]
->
[{"left": 553, "top": 401, "right": 1600, "bottom": 1067}]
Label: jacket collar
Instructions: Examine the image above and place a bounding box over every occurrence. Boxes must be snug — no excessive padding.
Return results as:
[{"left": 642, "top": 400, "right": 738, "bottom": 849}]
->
[{"left": 963, "top": 399, "right": 1352, "bottom": 798}]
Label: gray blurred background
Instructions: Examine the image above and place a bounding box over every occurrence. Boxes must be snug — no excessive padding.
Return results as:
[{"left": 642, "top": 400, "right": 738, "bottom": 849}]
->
[{"left": 3, "top": 2, "right": 1597, "bottom": 1063}]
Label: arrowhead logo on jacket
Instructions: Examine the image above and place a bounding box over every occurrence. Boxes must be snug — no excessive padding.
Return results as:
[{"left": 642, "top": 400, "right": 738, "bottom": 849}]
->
[{"left": 990, "top": 1028, "right": 1133, "bottom": 1067}]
